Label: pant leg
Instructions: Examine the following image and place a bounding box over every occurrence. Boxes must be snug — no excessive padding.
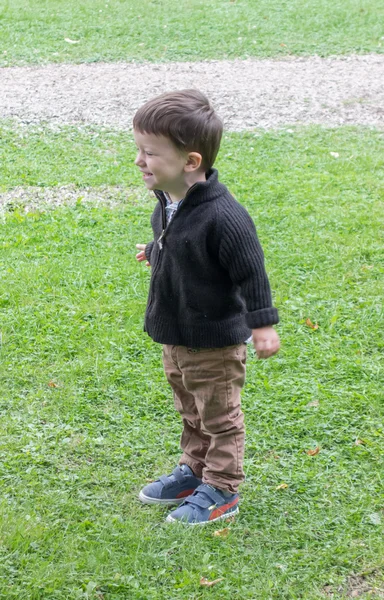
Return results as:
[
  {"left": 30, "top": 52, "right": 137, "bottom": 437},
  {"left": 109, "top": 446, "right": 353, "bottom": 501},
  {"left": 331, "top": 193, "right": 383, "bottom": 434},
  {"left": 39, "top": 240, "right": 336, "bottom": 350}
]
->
[
  {"left": 175, "top": 344, "right": 247, "bottom": 494},
  {"left": 162, "top": 344, "right": 210, "bottom": 478}
]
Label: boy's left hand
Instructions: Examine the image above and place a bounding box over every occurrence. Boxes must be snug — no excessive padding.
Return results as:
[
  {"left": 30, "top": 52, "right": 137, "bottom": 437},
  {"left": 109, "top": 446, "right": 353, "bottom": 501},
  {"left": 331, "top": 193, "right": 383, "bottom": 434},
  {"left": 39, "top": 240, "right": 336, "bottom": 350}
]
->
[
  {"left": 252, "top": 326, "right": 280, "bottom": 359},
  {"left": 136, "top": 243, "right": 150, "bottom": 267}
]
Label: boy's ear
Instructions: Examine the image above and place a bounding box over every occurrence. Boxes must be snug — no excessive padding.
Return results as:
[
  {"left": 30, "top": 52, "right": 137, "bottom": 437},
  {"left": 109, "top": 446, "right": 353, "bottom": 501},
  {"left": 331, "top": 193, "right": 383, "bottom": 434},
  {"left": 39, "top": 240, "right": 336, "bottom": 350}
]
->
[{"left": 185, "top": 152, "right": 203, "bottom": 172}]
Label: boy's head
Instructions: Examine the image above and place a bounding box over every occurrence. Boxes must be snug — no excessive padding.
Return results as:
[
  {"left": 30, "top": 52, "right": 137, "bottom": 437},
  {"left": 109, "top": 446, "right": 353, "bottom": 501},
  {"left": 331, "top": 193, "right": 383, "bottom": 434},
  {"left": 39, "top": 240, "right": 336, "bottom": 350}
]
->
[{"left": 133, "top": 90, "right": 223, "bottom": 196}]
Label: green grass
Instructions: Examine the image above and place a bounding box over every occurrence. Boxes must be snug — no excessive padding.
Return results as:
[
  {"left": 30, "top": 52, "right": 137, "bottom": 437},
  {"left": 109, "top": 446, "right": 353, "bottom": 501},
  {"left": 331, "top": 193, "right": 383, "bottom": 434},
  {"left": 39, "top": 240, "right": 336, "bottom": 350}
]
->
[
  {"left": 0, "top": 123, "right": 383, "bottom": 598},
  {"left": 0, "top": 0, "right": 383, "bottom": 66}
]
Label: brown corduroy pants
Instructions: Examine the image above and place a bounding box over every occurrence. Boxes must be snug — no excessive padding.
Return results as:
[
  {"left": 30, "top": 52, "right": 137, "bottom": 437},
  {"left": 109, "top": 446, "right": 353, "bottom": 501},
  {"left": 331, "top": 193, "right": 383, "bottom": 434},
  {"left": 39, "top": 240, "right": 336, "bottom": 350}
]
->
[{"left": 162, "top": 343, "right": 247, "bottom": 494}]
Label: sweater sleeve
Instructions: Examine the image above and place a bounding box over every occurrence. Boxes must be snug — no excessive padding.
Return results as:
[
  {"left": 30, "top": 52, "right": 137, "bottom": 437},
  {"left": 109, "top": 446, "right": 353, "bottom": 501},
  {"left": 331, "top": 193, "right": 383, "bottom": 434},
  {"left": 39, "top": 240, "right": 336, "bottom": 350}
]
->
[
  {"left": 145, "top": 241, "right": 154, "bottom": 264},
  {"left": 218, "top": 205, "right": 279, "bottom": 329}
]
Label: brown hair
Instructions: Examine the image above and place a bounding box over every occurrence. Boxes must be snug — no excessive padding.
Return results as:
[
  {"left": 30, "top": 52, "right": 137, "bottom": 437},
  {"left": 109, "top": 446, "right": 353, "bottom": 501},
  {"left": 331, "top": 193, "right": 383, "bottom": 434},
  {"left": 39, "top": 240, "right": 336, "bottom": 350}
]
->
[{"left": 133, "top": 89, "right": 223, "bottom": 170}]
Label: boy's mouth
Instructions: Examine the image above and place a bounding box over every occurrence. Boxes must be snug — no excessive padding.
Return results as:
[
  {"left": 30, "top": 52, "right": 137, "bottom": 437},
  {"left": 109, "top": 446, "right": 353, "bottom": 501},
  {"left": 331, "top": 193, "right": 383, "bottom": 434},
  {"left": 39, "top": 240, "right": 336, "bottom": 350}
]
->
[{"left": 142, "top": 172, "right": 153, "bottom": 180}]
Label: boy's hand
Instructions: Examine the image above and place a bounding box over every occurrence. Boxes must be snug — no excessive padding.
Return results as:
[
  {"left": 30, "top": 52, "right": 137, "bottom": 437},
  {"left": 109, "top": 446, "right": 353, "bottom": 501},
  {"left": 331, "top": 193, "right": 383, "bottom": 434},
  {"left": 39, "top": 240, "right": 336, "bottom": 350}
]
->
[
  {"left": 136, "top": 244, "right": 150, "bottom": 267},
  {"left": 252, "top": 326, "right": 280, "bottom": 359}
]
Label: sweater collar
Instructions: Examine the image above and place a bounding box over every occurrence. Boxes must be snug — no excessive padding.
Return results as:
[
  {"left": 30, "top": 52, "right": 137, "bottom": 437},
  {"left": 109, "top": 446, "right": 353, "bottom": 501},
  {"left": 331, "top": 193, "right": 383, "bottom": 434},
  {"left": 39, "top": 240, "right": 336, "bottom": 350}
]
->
[{"left": 154, "top": 168, "right": 224, "bottom": 206}]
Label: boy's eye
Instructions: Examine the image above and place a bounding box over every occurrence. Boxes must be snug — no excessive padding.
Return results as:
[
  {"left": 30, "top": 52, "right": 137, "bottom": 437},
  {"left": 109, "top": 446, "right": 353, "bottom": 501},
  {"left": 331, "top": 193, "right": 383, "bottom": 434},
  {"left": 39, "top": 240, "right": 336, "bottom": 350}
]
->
[{"left": 146, "top": 152, "right": 154, "bottom": 156}]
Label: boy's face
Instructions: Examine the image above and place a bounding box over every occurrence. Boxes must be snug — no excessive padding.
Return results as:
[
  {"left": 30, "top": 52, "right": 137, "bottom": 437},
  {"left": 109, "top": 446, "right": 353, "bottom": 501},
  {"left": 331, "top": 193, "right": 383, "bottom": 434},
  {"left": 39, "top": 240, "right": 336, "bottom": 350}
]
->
[{"left": 134, "top": 131, "right": 189, "bottom": 194}]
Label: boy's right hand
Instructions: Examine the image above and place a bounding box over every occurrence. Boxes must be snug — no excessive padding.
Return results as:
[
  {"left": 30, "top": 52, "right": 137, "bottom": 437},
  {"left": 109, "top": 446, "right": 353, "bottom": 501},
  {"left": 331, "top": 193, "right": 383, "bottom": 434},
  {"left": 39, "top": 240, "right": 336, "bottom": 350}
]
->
[{"left": 136, "top": 244, "right": 150, "bottom": 267}]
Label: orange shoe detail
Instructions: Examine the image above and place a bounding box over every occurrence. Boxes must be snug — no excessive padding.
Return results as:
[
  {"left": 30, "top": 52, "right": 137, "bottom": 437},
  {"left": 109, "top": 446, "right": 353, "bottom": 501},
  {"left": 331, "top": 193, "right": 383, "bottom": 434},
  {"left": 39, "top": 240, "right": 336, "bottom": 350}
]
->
[
  {"left": 209, "top": 497, "right": 238, "bottom": 521},
  {"left": 176, "top": 489, "right": 195, "bottom": 499}
]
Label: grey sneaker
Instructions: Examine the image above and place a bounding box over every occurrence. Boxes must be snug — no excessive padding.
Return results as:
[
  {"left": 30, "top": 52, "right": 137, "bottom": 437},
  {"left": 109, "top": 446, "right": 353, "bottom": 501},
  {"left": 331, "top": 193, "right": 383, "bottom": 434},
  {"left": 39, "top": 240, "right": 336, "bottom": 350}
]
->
[
  {"left": 139, "top": 464, "right": 202, "bottom": 506},
  {"left": 166, "top": 483, "right": 239, "bottom": 525}
]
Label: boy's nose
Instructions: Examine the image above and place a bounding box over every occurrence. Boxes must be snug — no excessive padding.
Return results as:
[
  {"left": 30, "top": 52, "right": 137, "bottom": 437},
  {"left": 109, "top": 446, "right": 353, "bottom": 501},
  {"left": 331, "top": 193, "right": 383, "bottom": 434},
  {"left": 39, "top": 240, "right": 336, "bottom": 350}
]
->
[{"left": 135, "top": 152, "right": 145, "bottom": 167}]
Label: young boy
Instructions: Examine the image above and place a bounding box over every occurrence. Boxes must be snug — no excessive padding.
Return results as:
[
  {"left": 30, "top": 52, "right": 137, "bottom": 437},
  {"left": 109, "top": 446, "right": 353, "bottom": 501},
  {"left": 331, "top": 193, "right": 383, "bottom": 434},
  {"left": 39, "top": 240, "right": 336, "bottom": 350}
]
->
[{"left": 134, "top": 89, "right": 280, "bottom": 525}]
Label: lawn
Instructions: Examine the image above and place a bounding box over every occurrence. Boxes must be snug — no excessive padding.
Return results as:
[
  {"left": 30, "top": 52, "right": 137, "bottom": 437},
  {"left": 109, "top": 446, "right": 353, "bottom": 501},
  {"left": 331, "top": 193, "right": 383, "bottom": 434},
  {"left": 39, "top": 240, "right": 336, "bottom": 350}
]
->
[
  {"left": 0, "top": 0, "right": 383, "bottom": 66},
  {"left": 0, "top": 124, "right": 383, "bottom": 598}
]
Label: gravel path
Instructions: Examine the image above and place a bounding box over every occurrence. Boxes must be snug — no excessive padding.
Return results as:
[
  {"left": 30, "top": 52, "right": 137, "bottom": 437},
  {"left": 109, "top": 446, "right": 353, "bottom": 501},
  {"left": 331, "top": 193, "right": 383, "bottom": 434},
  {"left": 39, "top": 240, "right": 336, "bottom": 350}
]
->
[
  {"left": 0, "top": 185, "right": 143, "bottom": 214},
  {"left": 2, "top": 54, "right": 383, "bottom": 211},
  {"left": 1, "top": 55, "right": 384, "bottom": 131}
]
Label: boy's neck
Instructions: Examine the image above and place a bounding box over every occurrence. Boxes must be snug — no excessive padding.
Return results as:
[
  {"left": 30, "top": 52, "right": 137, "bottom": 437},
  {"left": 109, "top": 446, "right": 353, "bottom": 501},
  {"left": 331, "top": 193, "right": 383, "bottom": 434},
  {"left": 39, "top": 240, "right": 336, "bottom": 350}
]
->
[{"left": 166, "top": 171, "right": 207, "bottom": 203}]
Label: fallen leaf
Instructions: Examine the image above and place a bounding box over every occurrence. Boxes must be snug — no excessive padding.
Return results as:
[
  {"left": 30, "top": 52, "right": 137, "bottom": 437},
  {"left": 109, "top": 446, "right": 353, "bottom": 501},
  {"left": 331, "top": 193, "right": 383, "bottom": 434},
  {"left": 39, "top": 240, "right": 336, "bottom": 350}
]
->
[
  {"left": 330, "top": 152, "right": 339, "bottom": 158},
  {"left": 307, "top": 399, "right": 319, "bottom": 407},
  {"left": 276, "top": 483, "right": 289, "bottom": 490},
  {"left": 355, "top": 439, "right": 366, "bottom": 445},
  {"left": 213, "top": 528, "right": 230, "bottom": 538},
  {"left": 306, "top": 446, "right": 320, "bottom": 456},
  {"left": 265, "top": 450, "right": 280, "bottom": 460},
  {"left": 200, "top": 577, "right": 224, "bottom": 587},
  {"left": 305, "top": 318, "right": 319, "bottom": 330},
  {"left": 225, "top": 516, "right": 236, "bottom": 523},
  {"left": 64, "top": 38, "right": 80, "bottom": 44},
  {"left": 48, "top": 381, "right": 58, "bottom": 388}
]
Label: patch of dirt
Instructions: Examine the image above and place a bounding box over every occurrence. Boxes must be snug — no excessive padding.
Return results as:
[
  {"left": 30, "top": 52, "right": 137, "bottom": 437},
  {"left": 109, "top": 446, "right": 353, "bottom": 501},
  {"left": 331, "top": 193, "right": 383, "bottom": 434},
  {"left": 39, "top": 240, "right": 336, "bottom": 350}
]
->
[
  {"left": 0, "top": 185, "right": 150, "bottom": 214},
  {"left": 323, "top": 572, "right": 384, "bottom": 598},
  {"left": 1, "top": 55, "right": 383, "bottom": 131},
  {"left": 345, "top": 574, "right": 377, "bottom": 597}
]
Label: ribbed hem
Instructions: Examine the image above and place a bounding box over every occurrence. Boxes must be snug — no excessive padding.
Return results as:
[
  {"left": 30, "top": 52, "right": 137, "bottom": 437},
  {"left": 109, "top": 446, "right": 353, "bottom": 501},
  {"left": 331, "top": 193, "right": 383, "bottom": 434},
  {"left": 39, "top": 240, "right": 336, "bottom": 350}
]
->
[
  {"left": 245, "top": 307, "right": 279, "bottom": 329},
  {"left": 145, "top": 241, "right": 154, "bottom": 263},
  {"left": 145, "top": 314, "right": 252, "bottom": 348}
]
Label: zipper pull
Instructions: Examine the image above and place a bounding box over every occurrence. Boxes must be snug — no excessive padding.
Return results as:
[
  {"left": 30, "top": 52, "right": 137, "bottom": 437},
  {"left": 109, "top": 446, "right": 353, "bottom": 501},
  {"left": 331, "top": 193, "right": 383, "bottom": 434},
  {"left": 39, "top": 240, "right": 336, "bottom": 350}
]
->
[{"left": 157, "top": 229, "right": 165, "bottom": 250}]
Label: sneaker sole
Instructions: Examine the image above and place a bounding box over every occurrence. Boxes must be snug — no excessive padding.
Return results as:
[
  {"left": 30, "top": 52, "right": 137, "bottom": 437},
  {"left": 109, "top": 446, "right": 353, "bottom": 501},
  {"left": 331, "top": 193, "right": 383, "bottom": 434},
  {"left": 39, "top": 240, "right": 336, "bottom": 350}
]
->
[
  {"left": 165, "top": 506, "right": 239, "bottom": 525},
  {"left": 138, "top": 491, "right": 186, "bottom": 506}
]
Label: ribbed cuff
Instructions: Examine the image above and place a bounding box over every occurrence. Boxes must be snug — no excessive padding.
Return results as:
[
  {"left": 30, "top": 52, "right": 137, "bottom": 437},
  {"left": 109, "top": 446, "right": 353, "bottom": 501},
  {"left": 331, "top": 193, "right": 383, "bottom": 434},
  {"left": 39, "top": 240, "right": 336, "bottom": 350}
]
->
[
  {"left": 245, "top": 307, "right": 279, "bottom": 329},
  {"left": 145, "top": 241, "right": 154, "bottom": 263}
]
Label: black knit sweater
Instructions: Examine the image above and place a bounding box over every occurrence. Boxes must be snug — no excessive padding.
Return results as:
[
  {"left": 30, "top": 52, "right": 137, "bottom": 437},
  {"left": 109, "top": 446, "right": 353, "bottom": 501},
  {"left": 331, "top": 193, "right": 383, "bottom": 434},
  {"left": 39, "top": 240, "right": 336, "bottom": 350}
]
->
[{"left": 143, "top": 169, "right": 279, "bottom": 347}]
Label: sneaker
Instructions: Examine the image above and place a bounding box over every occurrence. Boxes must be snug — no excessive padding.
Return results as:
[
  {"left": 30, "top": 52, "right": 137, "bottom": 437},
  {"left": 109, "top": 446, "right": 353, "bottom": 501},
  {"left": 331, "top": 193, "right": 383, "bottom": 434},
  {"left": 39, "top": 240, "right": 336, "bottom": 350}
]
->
[
  {"left": 138, "top": 464, "right": 202, "bottom": 506},
  {"left": 165, "top": 483, "right": 239, "bottom": 525}
]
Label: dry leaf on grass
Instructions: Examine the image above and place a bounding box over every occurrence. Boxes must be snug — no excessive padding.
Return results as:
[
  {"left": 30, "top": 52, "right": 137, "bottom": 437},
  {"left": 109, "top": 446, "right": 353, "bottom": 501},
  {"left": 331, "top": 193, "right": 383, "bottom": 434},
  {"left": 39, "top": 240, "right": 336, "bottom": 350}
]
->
[
  {"left": 200, "top": 577, "right": 224, "bottom": 587},
  {"left": 225, "top": 516, "right": 236, "bottom": 524},
  {"left": 305, "top": 318, "right": 319, "bottom": 330},
  {"left": 48, "top": 381, "right": 58, "bottom": 388},
  {"left": 306, "top": 446, "right": 320, "bottom": 456},
  {"left": 212, "top": 528, "right": 230, "bottom": 538},
  {"left": 276, "top": 483, "right": 289, "bottom": 490},
  {"left": 355, "top": 439, "right": 366, "bottom": 445},
  {"left": 307, "top": 399, "right": 319, "bottom": 407}
]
